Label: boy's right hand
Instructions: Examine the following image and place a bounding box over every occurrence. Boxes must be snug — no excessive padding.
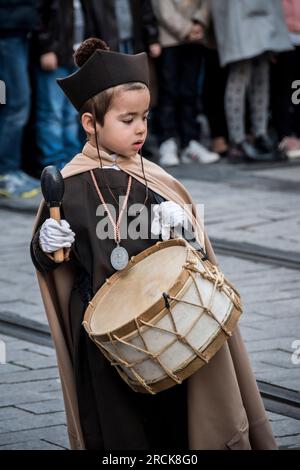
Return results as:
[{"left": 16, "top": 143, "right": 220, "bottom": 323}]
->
[{"left": 39, "top": 218, "right": 75, "bottom": 253}]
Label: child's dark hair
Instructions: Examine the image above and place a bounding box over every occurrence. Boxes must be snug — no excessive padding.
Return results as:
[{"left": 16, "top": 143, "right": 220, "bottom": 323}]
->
[{"left": 74, "top": 38, "right": 147, "bottom": 126}]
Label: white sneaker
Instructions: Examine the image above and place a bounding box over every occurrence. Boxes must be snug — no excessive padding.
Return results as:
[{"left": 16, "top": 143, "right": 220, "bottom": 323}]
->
[
  {"left": 159, "top": 138, "right": 180, "bottom": 167},
  {"left": 287, "top": 148, "right": 300, "bottom": 159},
  {"left": 181, "top": 140, "right": 220, "bottom": 164},
  {"left": 279, "top": 137, "right": 300, "bottom": 159}
]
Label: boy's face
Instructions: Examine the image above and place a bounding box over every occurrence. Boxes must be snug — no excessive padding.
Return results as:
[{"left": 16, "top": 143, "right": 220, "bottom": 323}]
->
[{"left": 98, "top": 87, "right": 150, "bottom": 158}]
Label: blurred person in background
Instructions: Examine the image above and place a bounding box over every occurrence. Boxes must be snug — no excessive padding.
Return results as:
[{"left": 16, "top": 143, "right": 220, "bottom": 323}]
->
[
  {"left": 211, "top": 0, "right": 292, "bottom": 163},
  {"left": 32, "top": 0, "right": 91, "bottom": 174},
  {"left": 152, "top": 0, "right": 220, "bottom": 167},
  {"left": 272, "top": 0, "right": 300, "bottom": 159},
  {"left": 0, "top": 0, "right": 40, "bottom": 200},
  {"left": 202, "top": 46, "right": 228, "bottom": 158},
  {"left": 87, "top": 0, "right": 160, "bottom": 56}
]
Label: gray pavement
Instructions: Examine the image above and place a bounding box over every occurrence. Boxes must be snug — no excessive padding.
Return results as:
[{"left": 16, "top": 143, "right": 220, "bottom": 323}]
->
[
  {"left": 0, "top": 333, "right": 68, "bottom": 450},
  {"left": 0, "top": 331, "right": 299, "bottom": 450},
  {"left": 0, "top": 159, "right": 299, "bottom": 449},
  {"left": 179, "top": 169, "right": 300, "bottom": 257}
]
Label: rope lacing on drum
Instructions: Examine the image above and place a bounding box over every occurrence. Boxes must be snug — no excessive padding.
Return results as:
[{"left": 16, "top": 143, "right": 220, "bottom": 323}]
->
[
  {"left": 90, "top": 247, "right": 242, "bottom": 394},
  {"left": 184, "top": 260, "right": 242, "bottom": 312}
]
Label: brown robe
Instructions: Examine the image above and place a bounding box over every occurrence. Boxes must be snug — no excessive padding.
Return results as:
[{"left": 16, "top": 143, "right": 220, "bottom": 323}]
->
[{"left": 31, "top": 142, "right": 277, "bottom": 450}]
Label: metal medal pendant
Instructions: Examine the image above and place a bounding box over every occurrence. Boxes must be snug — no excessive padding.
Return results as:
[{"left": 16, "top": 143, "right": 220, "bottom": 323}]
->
[{"left": 110, "top": 245, "right": 129, "bottom": 270}]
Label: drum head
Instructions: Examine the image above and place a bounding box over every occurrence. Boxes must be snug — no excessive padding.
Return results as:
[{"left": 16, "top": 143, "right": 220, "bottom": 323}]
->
[{"left": 90, "top": 243, "right": 188, "bottom": 335}]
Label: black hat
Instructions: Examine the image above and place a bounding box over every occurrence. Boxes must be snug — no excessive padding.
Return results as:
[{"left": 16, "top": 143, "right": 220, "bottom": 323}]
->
[{"left": 57, "top": 46, "right": 149, "bottom": 111}]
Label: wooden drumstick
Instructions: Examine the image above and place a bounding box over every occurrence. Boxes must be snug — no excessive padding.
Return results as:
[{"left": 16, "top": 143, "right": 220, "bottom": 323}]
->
[{"left": 40, "top": 166, "right": 65, "bottom": 263}]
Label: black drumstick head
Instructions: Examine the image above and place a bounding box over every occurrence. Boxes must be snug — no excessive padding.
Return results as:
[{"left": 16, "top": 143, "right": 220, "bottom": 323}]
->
[{"left": 41, "top": 166, "right": 65, "bottom": 207}]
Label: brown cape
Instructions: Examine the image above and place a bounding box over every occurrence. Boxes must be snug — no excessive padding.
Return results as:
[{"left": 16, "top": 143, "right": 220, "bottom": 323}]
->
[{"left": 32, "top": 142, "right": 277, "bottom": 450}]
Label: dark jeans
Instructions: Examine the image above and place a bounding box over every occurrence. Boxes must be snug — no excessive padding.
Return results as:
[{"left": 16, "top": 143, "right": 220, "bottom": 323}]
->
[
  {"left": 202, "top": 47, "right": 228, "bottom": 140},
  {"left": 118, "top": 39, "right": 134, "bottom": 54},
  {"left": 157, "top": 44, "right": 203, "bottom": 148},
  {"left": 0, "top": 35, "right": 31, "bottom": 174},
  {"left": 271, "top": 47, "right": 300, "bottom": 139},
  {"left": 35, "top": 65, "right": 81, "bottom": 167}
]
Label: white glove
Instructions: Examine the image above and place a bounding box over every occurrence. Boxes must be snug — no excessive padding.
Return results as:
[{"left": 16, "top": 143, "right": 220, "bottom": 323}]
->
[
  {"left": 151, "top": 201, "right": 188, "bottom": 241},
  {"left": 39, "top": 218, "right": 75, "bottom": 253}
]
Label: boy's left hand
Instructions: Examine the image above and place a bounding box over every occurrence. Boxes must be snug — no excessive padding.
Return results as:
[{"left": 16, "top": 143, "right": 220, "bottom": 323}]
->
[{"left": 151, "top": 201, "right": 187, "bottom": 240}]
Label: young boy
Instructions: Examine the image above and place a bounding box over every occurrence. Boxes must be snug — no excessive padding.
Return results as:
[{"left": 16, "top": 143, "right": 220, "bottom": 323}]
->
[{"left": 31, "top": 38, "right": 277, "bottom": 450}]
